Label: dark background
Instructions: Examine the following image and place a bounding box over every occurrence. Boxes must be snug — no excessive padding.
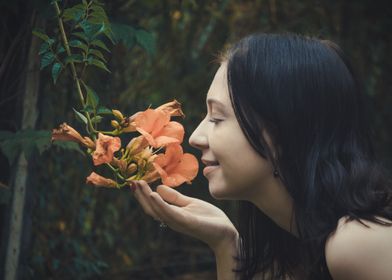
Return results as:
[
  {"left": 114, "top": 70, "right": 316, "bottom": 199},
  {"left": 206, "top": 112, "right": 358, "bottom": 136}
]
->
[{"left": 1, "top": 0, "right": 391, "bottom": 279}]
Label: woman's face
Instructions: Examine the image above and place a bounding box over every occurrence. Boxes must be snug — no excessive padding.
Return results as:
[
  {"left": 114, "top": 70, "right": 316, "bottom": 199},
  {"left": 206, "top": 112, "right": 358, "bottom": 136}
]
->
[{"left": 189, "top": 63, "right": 277, "bottom": 200}]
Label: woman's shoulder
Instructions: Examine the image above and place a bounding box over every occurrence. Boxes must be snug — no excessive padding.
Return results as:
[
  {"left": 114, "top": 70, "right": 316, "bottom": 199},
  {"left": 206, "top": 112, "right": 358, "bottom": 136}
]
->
[{"left": 325, "top": 215, "right": 392, "bottom": 280}]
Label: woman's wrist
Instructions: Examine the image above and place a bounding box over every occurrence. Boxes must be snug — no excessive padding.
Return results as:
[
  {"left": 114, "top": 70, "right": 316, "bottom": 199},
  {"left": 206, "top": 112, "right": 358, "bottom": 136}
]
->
[
  {"left": 212, "top": 231, "right": 239, "bottom": 280},
  {"left": 211, "top": 230, "right": 239, "bottom": 255}
]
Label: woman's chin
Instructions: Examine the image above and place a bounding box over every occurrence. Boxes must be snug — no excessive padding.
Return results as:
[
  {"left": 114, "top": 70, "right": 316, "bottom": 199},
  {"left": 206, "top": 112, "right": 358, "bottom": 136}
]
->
[{"left": 208, "top": 183, "right": 232, "bottom": 200}]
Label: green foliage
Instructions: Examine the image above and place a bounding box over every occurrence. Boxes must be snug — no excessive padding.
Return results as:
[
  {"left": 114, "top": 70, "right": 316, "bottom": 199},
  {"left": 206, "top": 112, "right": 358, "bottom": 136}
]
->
[
  {"left": 0, "top": 129, "right": 51, "bottom": 164},
  {"left": 73, "top": 108, "right": 88, "bottom": 125},
  {"left": 0, "top": 129, "right": 86, "bottom": 165},
  {"left": 111, "top": 23, "right": 156, "bottom": 55},
  {"left": 51, "top": 141, "right": 85, "bottom": 155},
  {"left": 51, "top": 62, "right": 62, "bottom": 83}
]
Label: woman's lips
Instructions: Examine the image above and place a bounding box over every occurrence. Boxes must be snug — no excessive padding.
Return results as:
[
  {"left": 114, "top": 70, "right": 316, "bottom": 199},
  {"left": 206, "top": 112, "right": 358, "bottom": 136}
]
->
[{"left": 203, "top": 165, "right": 220, "bottom": 176}]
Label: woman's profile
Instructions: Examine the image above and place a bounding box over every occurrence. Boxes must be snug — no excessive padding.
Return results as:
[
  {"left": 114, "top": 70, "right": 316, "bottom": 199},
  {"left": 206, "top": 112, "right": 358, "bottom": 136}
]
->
[{"left": 131, "top": 33, "right": 392, "bottom": 279}]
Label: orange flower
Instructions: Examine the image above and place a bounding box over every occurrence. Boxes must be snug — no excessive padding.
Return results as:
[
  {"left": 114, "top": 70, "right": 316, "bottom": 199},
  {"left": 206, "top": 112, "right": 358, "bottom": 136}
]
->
[
  {"left": 121, "top": 111, "right": 142, "bottom": 133},
  {"left": 52, "top": 123, "right": 95, "bottom": 149},
  {"left": 134, "top": 109, "right": 184, "bottom": 148},
  {"left": 122, "top": 100, "right": 184, "bottom": 132},
  {"left": 153, "top": 143, "right": 198, "bottom": 187},
  {"left": 156, "top": 99, "right": 185, "bottom": 118},
  {"left": 86, "top": 172, "right": 117, "bottom": 188},
  {"left": 92, "top": 133, "right": 121, "bottom": 166}
]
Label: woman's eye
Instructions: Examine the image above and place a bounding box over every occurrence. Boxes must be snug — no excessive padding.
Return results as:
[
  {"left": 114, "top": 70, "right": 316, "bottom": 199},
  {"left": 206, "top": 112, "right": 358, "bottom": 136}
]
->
[{"left": 208, "top": 118, "right": 222, "bottom": 124}]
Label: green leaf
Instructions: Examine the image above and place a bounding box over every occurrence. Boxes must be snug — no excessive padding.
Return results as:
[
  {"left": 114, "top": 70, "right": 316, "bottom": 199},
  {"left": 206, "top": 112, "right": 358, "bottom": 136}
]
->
[
  {"left": 47, "top": 38, "right": 55, "bottom": 46},
  {"left": 56, "top": 45, "right": 65, "bottom": 54},
  {"left": 91, "top": 116, "right": 103, "bottom": 124},
  {"left": 39, "top": 42, "right": 50, "bottom": 55},
  {"left": 64, "top": 54, "right": 83, "bottom": 64},
  {"left": 110, "top": 23, "right": 136, "bottom": 50},
  {"left": 63, "top": 3, "right": 86, "bottom": 22},
  {"left": 80, "top": 20, "right": 104, "bottom": 40},
  {"left": 87, "top": 57, "right": 110, "bottom": 72},
  {"left": 72, "top": 32, "right": 89, "bottom": 43},
  {"left": 81, "top": 82, "right": 99, "bottom": 109},
  {"left": 97, "top": 106, "right": 112, "bottom": 115},
  {"left": 32, "top": 29, "right": 49, "bottom": 41},
  {"left": 0, "top": 129, "right": 51, "bottom": 165},
  {"left": 90, "top": 40, "right": 110, "bottom": 52},
  {"left": 90, "top": 5, "right": 109, "bottom": 23},
  {"left": 52, "top": 141, "right": 85, "bottom": 155},
  {"left": 51, "top": 63, "right": 62, "bottom": 84},
  {"left": 73, "top": 108, "right": 88, "bottom": 125},
  {"left": 0, "top": 140, "right": 19, "bottom": 164},
  {"left": 80, "top": 105, "right": 94, "bottom": 113},
  {"left": 40, "top": 52, "right": 55, "bottom": 70},
  {"left": 69, "top": 40, "right": 89, "bottom": 53},
  {"left": 88, "top": 49, "right": 106, "bottom": 62},
  {"left": 135, "top": 29, "right": 156, "bottom": 56}
]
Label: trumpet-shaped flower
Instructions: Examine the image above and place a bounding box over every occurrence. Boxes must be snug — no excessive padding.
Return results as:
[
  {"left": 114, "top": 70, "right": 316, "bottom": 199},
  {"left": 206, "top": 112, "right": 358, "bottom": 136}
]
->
[
  {"left": 134, "top": 109, "right": 184, "bottom": 148},
  {"left": 52, "top": 123, "right": 95, "bottom": 149},
  {"left": 156, "top": 99, "right": 185, "bottom": 118},
  {"left": 86, "top": 172, "right": 117, "bottom": 188},
  {"left": 122, "top": 100, "right": 184, "bottom": 133},
  {"left": 153, "top": 143, "right": 198, "bottom": 187},
  {"left": 92, "top": 133, "right": 121, "bottom": 166}
]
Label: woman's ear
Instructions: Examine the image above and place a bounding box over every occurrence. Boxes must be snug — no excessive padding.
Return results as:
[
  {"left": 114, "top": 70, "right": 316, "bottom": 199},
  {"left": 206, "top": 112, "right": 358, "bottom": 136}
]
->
[{"left": 261, "top": 129, "right": 280, "bottom": 161}]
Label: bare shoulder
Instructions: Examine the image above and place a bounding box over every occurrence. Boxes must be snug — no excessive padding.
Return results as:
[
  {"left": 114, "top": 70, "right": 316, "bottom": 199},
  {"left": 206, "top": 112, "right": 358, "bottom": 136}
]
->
[{"left": 325, "top": 216, "right": 392, "bottom": 280}]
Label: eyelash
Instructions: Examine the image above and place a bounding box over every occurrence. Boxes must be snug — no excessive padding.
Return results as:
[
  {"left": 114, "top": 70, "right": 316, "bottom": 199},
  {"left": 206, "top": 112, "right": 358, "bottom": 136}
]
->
[{"left": 208, "top": 118, "right": 222, "bottom": 124}]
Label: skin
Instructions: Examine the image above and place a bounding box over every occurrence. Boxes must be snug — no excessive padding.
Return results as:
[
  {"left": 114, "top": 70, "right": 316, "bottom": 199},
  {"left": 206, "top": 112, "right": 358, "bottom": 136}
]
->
[{"left": 132, "top": 63, "right": 392, "bottom": 279}]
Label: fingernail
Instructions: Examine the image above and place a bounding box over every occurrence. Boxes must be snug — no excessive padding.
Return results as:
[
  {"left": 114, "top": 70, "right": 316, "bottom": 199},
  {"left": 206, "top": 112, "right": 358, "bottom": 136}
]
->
[{"left": 130, "top": 181, "right": 137, "bottom": 191}]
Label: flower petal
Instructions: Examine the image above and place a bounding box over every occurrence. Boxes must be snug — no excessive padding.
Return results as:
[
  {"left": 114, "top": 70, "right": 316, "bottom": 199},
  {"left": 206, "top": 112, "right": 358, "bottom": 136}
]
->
[
  {"left": 86, "top": 172, "right": 117, "bottom": 188},
  {"left": 170, "top": 153, "right": 199, "bottom": 184},
  {"left": 134, "top": 109, "right": 170, "bottom": 134},
  {"left": 152, "top": 144, "right": 199, "bottom": 187},
  {"left": 156, "top": 99, "right": 185, "bottom": 118},
  {"left": 156, "top": 121, "right": 184, "bottom": 145},
  {"left": 92, "top": 133, "right": 121, "bottom": 166}
]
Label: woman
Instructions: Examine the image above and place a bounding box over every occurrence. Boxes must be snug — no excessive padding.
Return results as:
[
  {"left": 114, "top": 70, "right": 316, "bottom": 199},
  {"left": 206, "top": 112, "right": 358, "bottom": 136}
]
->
[{"left": 131, "top": 33, "right": 392, "bottom": 279}]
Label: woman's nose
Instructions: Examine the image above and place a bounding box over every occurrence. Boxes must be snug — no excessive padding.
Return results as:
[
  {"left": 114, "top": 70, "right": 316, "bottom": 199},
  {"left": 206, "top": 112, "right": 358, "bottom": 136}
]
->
[{"left": 189, "top": 122, "right": 208, "bottom": 150}]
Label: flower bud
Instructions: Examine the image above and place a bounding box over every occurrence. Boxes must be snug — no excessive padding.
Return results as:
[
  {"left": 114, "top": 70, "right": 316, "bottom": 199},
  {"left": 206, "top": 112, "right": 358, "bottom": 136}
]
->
[
  {"left": 112, "top": 109, "right": 124, "bottom": 120},
  {"left": 127, "top": 136, "right": 148, "bottom": 156},
  {"left": 111, "top": 120, "right": 120, "bottom": 128},
  {"left": 126, "top": 163, "right": 137, "bottom": 175}
]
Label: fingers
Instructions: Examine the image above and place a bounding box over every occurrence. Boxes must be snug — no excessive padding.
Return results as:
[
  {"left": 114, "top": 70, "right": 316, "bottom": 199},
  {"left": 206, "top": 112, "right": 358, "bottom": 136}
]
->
[
  {"left": 131, "top": 180, "right": 161, "bottom": 221},
  {"left": 156, "top": 185, "right": 192, "bottom": 207},
  {"left": 131, "top": 181, "right": 190, "bottom": 228},
  {"left": 149, "top": 192, "right": 185, "bottom": 226}
]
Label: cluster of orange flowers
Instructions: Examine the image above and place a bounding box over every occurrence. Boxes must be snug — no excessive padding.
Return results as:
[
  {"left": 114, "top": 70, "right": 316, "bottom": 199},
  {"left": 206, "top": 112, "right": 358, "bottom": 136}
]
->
[{"left": 51, "top": 100, "right": 199, "bottom": 188}]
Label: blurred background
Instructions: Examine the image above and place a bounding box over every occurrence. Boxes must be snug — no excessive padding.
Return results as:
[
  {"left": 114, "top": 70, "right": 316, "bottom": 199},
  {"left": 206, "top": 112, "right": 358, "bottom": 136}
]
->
[{"left": 0, "top": 0, "right": 391, "bottom": 279}]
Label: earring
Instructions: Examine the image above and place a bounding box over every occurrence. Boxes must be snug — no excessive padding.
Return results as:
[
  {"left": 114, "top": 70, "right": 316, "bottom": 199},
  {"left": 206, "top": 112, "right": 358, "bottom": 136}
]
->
[{"left": 273, "top": 169, "right": 279, "bottom": 177}]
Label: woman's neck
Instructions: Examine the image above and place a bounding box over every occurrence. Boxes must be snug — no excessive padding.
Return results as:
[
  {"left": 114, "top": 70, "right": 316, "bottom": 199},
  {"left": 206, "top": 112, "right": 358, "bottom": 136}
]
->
[{"left": 249, "top": 178, "right": 299, "bottom": 237}]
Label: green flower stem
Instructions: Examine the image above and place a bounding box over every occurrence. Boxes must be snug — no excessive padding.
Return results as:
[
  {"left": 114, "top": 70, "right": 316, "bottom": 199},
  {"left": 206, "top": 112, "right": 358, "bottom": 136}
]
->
[
  {"left": 117, "top": 181, "right": 129, "bottom": 188},
  {"left": 105, "top": 163, "right": 125, "bottom": 181},
  {"left": 95, "top": 130, "right": 119, "bottom": 136},
  {"left": 54, "top": 2, "right": 96, "bottom": 137}
]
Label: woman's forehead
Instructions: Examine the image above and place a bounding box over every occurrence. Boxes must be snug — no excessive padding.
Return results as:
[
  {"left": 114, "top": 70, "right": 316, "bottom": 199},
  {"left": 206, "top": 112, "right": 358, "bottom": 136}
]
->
[{"left": 206, "top": 63, "right": 230, "bottom": 105}]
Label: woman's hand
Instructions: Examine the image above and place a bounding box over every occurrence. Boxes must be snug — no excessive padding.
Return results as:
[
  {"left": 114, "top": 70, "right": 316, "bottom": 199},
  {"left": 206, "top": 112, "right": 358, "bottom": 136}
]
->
[{"left": 131, "top": 180, "right": 238, "bottom": 252}]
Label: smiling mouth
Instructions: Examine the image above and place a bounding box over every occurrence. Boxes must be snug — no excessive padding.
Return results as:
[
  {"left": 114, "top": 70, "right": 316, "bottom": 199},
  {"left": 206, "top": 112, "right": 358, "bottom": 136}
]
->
[{"left": 203, "top": 164, "right": 220, "bottom": 176}]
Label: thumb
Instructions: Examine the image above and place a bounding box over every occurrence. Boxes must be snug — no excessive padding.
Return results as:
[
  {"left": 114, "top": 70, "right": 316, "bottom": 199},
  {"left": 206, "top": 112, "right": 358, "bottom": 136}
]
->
[{"left": 156, "top": 185, "right": 192, "bottom": 207}]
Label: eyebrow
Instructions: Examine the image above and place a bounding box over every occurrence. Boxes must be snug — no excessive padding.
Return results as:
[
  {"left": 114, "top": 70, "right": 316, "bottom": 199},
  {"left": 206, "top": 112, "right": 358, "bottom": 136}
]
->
[{"left": 207, "top": 98, "right": 225, "bottom": 109}]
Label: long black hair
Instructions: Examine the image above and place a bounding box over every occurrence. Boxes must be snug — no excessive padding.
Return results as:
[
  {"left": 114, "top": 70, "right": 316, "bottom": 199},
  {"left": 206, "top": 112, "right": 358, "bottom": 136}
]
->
[{"left": 224, "top": 33, "right": 392, "bottom": 279}]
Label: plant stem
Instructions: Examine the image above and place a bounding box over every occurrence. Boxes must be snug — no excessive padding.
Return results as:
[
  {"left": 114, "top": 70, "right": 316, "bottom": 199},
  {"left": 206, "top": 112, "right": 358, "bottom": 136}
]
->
[{"left": 53, "top": 1, "right": 96, "bottom": 136}]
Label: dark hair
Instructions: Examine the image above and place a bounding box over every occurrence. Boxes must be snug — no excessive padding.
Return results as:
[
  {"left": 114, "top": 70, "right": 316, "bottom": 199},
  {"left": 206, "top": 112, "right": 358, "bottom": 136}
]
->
[{"left": 224, "top": 33, "right": 392, "bottom": 279}]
